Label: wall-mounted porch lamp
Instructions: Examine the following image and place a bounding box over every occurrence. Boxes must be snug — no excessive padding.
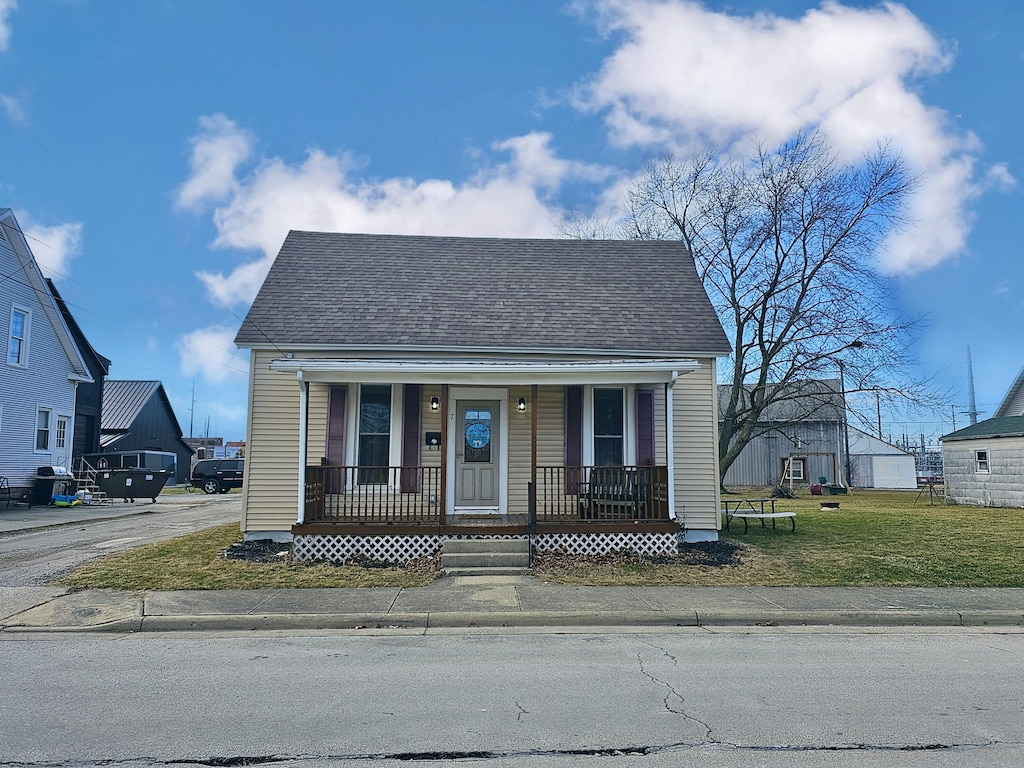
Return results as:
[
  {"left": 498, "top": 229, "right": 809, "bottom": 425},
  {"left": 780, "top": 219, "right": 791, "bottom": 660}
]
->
[
  {"left": 430, "top": 396, "right": 440, "bottom": 411},
  {"left": 517, "top": 396, "right": 527, "bottom": 411}
]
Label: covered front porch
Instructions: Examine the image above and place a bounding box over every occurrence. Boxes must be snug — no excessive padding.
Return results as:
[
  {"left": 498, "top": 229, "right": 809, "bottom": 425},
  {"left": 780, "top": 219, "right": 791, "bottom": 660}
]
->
[{"left": 271, "top": 357, "right": 701, "bottom": 560}]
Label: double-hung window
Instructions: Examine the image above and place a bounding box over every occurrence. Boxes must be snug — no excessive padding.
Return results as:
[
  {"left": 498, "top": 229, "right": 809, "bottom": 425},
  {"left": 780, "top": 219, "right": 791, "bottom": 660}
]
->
[
  {"left": 784, "top": 457, "right": 806, "bottom": 482},
  {"left": 36, "top": 408, "right": 51, "bottom": 451},
  {"left": 593, "top": 388, "right": 625, "bottom": 466},
  {"left": 358, "top": 385, "right": 392, "bottom": 484},
  {"left": 975, "top": 450, "right": 989, "bottom": 473},
  {"left": 8, "top": 307, "right": 28, "bottom": 366}
]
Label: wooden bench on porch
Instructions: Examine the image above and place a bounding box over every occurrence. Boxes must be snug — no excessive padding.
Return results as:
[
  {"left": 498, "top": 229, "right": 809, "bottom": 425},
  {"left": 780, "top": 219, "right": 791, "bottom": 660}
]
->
[{"left": 579, "top": 467, "right": 647, "bottom": 520}]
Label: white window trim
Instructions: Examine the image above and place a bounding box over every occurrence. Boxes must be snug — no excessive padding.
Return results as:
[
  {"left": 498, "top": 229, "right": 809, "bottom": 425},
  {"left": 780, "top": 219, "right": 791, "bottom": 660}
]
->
[
  {"left": 975, "top": 449, "right": 990, "bottom": 474},
  {"left": 784, "top": 457, "right": 806, "bottom": 482},
  {"left": 8, "top": 305, "right": 30, "bottom": 368},
  {"left": 345, "top": 384, "right": 402, "bottom": 488},
  {"left": 35, "top": 406, "right": 53, "bottom": 454},
  {"left": 582, "top": 385, "right": 636, "bottom": 466}
]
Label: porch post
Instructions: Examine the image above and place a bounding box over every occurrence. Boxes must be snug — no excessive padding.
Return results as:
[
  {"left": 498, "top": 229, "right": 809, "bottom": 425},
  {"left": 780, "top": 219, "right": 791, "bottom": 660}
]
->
[
  {"left": 296, "top": 371, "right": 308, "bottom": 525},
  {"left": 530, "top": 383, "right": 537, "bottom": 527},
  {"left": 439, "top": 383, "right": 449, "bottom": 526},
  {"left": 666, "top": 373, "right": 677, "bottom": 521}
]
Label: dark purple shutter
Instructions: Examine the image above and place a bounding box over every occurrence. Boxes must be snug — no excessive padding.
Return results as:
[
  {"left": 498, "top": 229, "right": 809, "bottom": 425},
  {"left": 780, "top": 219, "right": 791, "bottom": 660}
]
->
[
  {"left": 636, "top": 389, "right": 655, "bottom": 466},
  {"left": 401, "top": 384, "right": 422, "bottom": 493},
  {"left": 325, "top": 386, "right": 347, "bottom": 494},
  {"left": 565, "top": 385, "right": 583, "bottom": 494},
  {"left": 326, "top": 386, "right": 347, "bottom": 465}
]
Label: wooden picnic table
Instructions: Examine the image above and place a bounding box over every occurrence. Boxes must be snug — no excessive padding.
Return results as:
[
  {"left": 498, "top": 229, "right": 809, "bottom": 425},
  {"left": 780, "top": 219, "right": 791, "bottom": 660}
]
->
[{"left": 723, "top": 497, "right": 796, "bottom": 533}]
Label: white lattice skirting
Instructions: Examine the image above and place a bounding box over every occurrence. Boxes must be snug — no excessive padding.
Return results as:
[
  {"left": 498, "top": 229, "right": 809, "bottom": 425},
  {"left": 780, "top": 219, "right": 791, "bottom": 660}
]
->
[
  {"left": 294, "top": 531, "right": 678, "bottom": 564},
  {"left": 532, "top": 531, "right": 678, "bottom": 557},
  {"left": 293, "top": 534, "right": 444, "bottom": 564}
]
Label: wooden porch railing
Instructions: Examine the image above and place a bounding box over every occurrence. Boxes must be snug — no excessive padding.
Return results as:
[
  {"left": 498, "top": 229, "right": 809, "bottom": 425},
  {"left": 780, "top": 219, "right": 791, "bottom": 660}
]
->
[
  {"left": 536, "top": 465, "right": 669, "bottom": 522},
  {"left": 304, "top": 465, "right": 441, "bottom": 524},
  {"left": 302, "top": 464, "right": 669, "bottom": 525}
]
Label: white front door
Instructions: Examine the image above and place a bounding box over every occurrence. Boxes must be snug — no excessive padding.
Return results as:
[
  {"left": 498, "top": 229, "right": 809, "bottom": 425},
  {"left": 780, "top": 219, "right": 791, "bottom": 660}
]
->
[{"left": 455, "top": 400, "right": 500, "bottom": 510}]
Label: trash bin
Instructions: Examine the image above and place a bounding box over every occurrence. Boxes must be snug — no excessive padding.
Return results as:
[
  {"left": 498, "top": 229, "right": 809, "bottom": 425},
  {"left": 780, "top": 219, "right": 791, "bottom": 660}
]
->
[
  {"left": 809, "top": 483, "right": 823, "bottom": 496},
  {"left": 33, "top": 466, "right": 75, "bottom": 506},
  {"left": 94, "top": 469, "right": 172, "bottom": 503}
]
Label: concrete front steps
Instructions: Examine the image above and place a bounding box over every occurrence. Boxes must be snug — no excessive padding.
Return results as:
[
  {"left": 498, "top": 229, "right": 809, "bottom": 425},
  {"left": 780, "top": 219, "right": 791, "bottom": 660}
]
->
[{"left": 441, "top": 537, "right": 531, "bottom": 576}]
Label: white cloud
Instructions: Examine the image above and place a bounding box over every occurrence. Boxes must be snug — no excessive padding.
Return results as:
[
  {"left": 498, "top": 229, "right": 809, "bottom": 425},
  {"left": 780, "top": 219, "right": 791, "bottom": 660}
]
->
[
  {"left": 576, "top": 0, "right": 996, "bottom": 275},
  {"left": 0, "top": 0, "right": 15, "bottom": 52},
  {"left": 179, "top": 116, "right": 605, "bottom": 307},
  {"left": 0, "top": 92, "right": 27, "bottom": 125},
  {"left": 16, "top": 211, "right": 83, "bottom": 278},
  {"left": 176, "top": 325, "right": 249, "bottom": 384},
  {"left": 175, "top": 113, "right": 253, "bottom": 211}
]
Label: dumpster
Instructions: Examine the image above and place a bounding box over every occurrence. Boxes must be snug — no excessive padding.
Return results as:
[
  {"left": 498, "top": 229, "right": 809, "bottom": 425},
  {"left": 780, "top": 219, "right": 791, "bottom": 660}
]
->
[
  {"left": 33, "top": 466, "right": 75, "bottom": 506},
  {"left": 94, "top": 468, "right": 171, "bottom": 503}
]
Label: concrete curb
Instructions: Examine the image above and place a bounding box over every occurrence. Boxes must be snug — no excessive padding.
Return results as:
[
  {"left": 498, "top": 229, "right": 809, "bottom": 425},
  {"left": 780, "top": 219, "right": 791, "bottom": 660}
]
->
[{"left": 3, "top": 609, "right": 1021, "bottom": 634}]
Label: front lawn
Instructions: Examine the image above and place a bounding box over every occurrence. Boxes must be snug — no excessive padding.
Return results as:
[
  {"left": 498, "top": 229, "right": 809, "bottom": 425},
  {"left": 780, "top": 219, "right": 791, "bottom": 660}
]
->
[
  {"left": 534, "top": 489, "right": 1024, "bottom": 587},
  {"left": 59, "top": 489, "right": 1024, "bottom": 589}
]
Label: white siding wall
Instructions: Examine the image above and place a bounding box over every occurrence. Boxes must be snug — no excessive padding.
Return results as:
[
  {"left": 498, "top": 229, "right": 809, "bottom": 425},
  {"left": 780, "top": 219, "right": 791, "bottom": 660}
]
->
[
  {"left": 672, "top": 360, "right": 721, "bottom": 531},
  {"left": 0, "top": 239, "right": 79, "bottom": 489},
  {"left": 943, "top": 436, "right": 1024, "bottom": 508}
]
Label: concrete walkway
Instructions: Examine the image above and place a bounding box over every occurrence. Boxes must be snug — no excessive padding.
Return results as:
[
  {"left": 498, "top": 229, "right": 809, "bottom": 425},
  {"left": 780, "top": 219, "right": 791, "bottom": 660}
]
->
[
  {"left": 1, "top": 498, "right": 1022, "bottom": 633},
  {"left": 3, "top": 581, "right": 1023, "bottom": 633}
]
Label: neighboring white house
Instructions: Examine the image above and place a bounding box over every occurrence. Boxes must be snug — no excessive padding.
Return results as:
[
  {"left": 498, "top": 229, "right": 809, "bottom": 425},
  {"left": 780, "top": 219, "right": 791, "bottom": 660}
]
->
[
  {"left": 847, "top": 426, "right": 917, "bottom": 489},
  {"left": 941, "top": 415, "right": 1024, "bottom": 508},
  {"left": 0, "top": 209, "right": 92, "bottom": 499}
]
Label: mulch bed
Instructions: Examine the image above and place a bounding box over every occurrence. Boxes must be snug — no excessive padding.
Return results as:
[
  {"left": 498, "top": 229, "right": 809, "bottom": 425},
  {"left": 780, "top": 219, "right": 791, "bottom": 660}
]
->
[{"left": 533, "top": 540, "right": 745, "bottom": 572}]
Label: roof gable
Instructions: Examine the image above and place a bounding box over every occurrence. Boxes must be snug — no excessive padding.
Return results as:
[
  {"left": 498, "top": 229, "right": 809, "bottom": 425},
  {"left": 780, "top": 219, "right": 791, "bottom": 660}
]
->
[
  {"left": 995, "top": 365, "right": 1024, "bottom": 418},
  {"left": 0, "top": 209, "right": 91, "bottom": 381},
  {"left": 235, "top": 232, "right": 731, "bottom": 356}
]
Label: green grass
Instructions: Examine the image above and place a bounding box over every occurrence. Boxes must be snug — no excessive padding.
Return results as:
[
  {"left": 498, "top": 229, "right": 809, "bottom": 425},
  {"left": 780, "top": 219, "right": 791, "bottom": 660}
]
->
[
  {"left": 59, "top": 523, "right": 436, "bottom": 590},
  {"left": 61, "top": 489, "right": 1024, "bottom": 590},
  {"left": 535, "top": 489, "right": 1024, "bottom": 587}
]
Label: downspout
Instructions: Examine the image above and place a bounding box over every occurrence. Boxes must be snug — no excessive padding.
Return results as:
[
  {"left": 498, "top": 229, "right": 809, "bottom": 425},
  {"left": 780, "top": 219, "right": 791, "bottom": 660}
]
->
[
  {"left": 296, "top": 371, "right": 308, "bottom": 525},
  {"left": 666, "top": 370, "right": 678, "bottom": 521}
]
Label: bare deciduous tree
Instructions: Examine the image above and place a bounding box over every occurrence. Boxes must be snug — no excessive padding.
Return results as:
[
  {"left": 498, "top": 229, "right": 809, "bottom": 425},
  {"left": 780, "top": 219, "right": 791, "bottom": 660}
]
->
[{"left": 576, "top": 132, "right": 936, "bottom": 486}]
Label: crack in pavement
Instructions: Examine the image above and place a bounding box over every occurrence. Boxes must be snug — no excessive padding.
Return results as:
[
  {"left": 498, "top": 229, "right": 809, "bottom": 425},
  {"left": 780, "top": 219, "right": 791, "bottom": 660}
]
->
[{"left": 636, "top": 641, "right": 716, "bottom": 743}]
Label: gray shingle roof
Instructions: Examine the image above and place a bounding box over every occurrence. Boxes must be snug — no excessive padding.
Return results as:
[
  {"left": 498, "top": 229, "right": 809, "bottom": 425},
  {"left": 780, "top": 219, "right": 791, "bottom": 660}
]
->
[
  {"left": 234, "top": 232, "right": 731, "bottom": 355},
  {"left": 940, "top": 415, "right": 1024, "bottom": 442}
]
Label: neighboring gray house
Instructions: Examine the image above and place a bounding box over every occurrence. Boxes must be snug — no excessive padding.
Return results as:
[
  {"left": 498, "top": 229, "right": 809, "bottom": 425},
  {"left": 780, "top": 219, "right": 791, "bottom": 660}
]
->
[
  {"left": 941, "top": 415, "right": 1024, "bottom": 508},
  {"left": 0, "top": 210, "right": 93, "bottom": 499},
  {"left": 99, "top": 380, "right": 194, "bottom": 483},
  {"left": 720, "top": 379, "right": 848, "bottom": 488},
  {"left": 847, "top": 426, "right": 917, "bottom": 489}
]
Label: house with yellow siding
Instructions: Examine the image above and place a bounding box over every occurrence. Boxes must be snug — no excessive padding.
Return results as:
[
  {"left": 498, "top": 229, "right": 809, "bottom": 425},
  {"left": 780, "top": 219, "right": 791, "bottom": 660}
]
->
[{"left": 234, "top": 232, "right": 730, "bottom": 564}]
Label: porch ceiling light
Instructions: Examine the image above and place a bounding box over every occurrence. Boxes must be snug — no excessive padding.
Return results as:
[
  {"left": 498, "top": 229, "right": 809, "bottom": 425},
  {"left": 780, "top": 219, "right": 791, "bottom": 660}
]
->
[
  {"left": 517, "top": 396, "right": 527, "bottom": 411},
  {"left": 430, "top": 396, "right": 440, "bottom": 411}
]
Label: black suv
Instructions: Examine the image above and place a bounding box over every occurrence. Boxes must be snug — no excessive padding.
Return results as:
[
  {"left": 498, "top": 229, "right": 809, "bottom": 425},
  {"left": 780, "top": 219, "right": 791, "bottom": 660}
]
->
[{"left": 191, "top": 459, "right": 245, "bottom": 494}]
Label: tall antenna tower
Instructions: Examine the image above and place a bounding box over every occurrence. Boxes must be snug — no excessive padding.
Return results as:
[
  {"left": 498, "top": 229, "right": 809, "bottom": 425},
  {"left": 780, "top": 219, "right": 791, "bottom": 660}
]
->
[{"left": 966, "top": 346, "right": 980, "bottom": 426}]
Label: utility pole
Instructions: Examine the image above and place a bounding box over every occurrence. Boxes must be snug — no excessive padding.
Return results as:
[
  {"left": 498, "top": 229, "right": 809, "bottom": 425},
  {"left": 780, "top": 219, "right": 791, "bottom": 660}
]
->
[
  {"left": 875, "top": 390, "right": 882, "bottom": 439},
  {"left": 951, "top": 404, "right": 957, "bottom": 433}
]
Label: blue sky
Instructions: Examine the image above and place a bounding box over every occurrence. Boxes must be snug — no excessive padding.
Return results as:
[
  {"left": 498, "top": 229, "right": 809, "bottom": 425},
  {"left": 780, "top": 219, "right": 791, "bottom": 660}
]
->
[{"left": 1, "top": 0, "right": 1020, "bottom": 444}]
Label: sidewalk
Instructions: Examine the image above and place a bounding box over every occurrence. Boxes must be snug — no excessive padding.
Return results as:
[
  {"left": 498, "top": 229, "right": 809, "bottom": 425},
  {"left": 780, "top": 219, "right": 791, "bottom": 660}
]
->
[
  {"left": 3, "top": 580, "right": 1023, "bottom": 633},
  {"left": 2, "top": 499, "right": 1022, "bottom": 633}
]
